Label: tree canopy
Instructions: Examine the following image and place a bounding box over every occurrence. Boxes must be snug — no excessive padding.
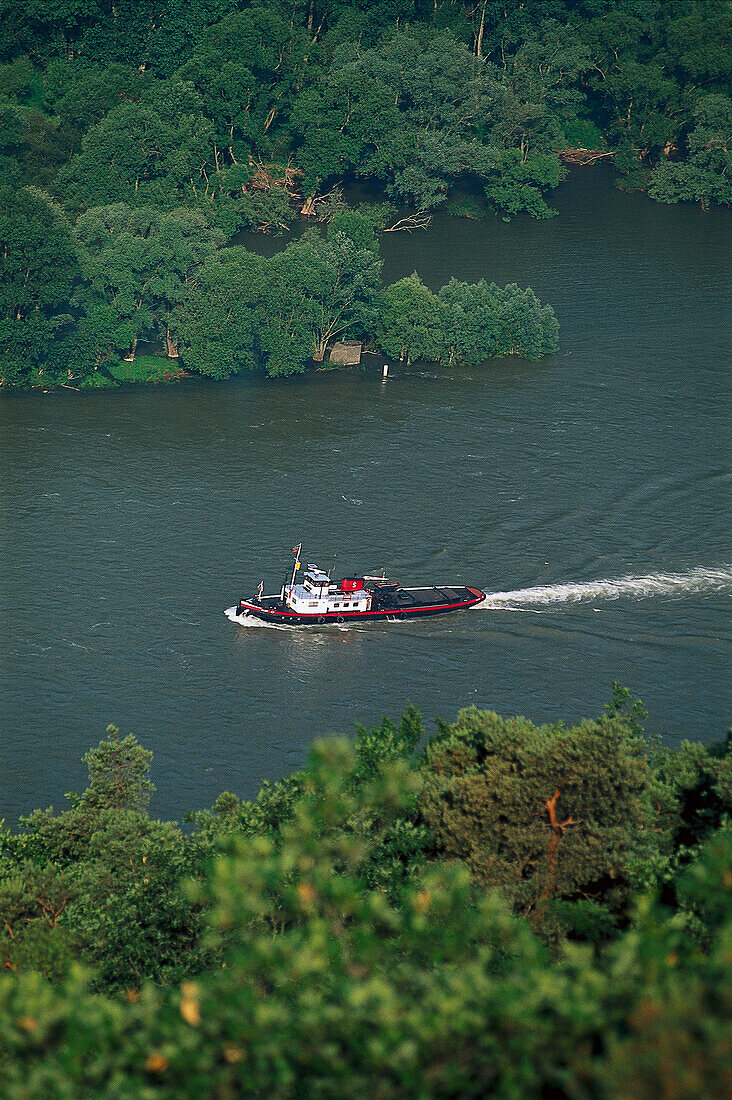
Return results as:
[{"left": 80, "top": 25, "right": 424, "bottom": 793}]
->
[
  {"left": 1, "top": 1, "right": 728, "bottom": 223},
  {"left": 1, "top": 0, "right": 727, "bottom": 387}
]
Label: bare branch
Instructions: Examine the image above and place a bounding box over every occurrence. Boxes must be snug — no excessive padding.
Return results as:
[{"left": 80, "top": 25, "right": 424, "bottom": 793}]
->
[{"left": 383, "top": 211, "right": 432, "bottom": 233}]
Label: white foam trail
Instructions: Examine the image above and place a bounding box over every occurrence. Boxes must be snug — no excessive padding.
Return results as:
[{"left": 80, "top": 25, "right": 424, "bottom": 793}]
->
[
  {"left": 224, "top": 606, "right": 274, "bottom": 627},
  {"left": 474, "top": 566, "right": 732, "bottom": 611}
]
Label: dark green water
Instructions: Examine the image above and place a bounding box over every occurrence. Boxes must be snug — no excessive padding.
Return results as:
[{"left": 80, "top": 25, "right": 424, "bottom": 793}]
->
[{"left": 1, "top": 168, "right": 730, "bottom": 822}]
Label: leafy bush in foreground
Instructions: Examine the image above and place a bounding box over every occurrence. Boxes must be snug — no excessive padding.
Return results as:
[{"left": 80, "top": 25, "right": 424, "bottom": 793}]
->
[
  {"left": 0, "top": 695, "right": 730, "bottom": 1096},
  {"left": 0, "top": 730, "right": 730, "bottom": 1099}
]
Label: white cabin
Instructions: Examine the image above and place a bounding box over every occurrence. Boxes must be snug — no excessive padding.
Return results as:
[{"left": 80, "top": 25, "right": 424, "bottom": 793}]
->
[{"left": 284, "top": 566, "right": 372, "bottom": 615}]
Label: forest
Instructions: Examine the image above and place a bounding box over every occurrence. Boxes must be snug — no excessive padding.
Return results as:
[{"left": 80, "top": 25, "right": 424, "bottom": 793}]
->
[
  {"left": 1, "top": 0, "right": 730, "bottom": 387},
  {"left": 0, "top": 688, "right": 730, "bottom": 1096}
]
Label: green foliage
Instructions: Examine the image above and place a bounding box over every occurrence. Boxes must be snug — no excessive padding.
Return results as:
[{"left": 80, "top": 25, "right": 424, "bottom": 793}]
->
[
  {"left": 327, "top": 208, "right": 383, "bottom": 251},
  {"left": 675, "top": 823, "right": 732, "bottom": 934},
  {"left": 0, "top": 96, "right": 25, "bottom": 185},
  {"left": 582, "top": 0, "right": 731, "bottom": 196},
  {"left": 108, "top": 355, "right": 182, "bottom": 385},
  {"left": 481, "top": 148, "right": 566, "bottom": 220},
  {"left": 0, "top": 184, "right": 79, "bottom": 386},
  {"left": 2, "top": 0, "right": 727, "bottom": 387},
  {"left": 176, "top": 218, "right": 558, "bottom": 379},
  {"left": 43, "top": 59, "right": 145, "bottom": 132},
  {"left": 187, "top": 705, "right": 428, "bottom": 900},
  {"left": 186, "top": 774, "right": 305, "bottom": 866},
  {"left": 178, "top": 8, "right": 312, "bottom": 162},
  {"left": 440, "top": 277, "right": 559, "bottom": 362},
  {"left": 0, "top": 55, "right": 39, "bottom": 103},
  {"left": 352, "top": 703, "right": 424, "bottom": 785},
  {"left": 445, "top": 195, "right": 486, "bottom": 220},
  {"left": 177, "top": 226, "right": 382, "bottom": 378},
  {"left": 0, "top": 719, "right": 730, "bottom": 1097},
  {"left": 377, "top": 274, "right": 559, "bottom": 366},
  {"left": 419, "top": 707, "right": 656, "bottom": 933},
  {"left": 0, "top": 0, "right": 729, "bottom": 231},
  {"left": 439, "top": 277, "right": 501, "bottom": 364},
  {"left": 268, "top": 228, "right": 382, "bottom": 368},
  {"left": 174, "top": 246, "right": 264, "bottom": 379},
  {"left": 377, "top": 274, "right": 446, "bottom": 364},
  {"left": 649, "top": 94, "right": 732, "bottom": 208},
  {"left": 76, "top": 367, "right": 117, "bottom": 390},
  {"left": 72, "top": 203, "right": 223, "bottom": 366},
  {"left": 647, "top": 737, "right": 732, "bottom": 863},
  {"left": 291, "top": 25, "right": 572, "bottom": 217},
  {"left": 210, "top": 171, "right": 298, "bottom": 236},
  {"left": 58, "top": 82, "right": 217, "bottom": 212},
  {"left": 0, "top": 726, "right": 199, "bottom": 988},
  {"left": 604, "top": 680, "right": 649, "bottom": 737}
]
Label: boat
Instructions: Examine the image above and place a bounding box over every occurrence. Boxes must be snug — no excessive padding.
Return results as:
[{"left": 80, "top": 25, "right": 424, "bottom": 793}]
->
[{"left": 224, "top": 544, "right": 485, "bottom": 626}]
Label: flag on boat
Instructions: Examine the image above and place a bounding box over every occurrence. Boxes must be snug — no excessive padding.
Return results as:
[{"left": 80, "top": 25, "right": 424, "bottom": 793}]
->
[{"left": 291, "top": 543, "right": 302, "bottom": 554}]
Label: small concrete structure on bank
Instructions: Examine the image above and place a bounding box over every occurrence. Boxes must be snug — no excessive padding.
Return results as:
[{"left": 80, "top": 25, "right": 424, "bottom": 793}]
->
[{"left": 329, "top": 341, "right": 362, "bottom": 365}]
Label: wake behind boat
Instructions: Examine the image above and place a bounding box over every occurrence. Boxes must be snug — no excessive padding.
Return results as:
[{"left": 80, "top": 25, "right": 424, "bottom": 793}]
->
[{"left": 225, "top": 544, "right": 485, "bottom": 626}]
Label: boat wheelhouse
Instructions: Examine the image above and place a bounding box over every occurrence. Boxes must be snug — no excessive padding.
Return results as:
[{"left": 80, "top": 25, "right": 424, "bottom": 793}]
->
[
  {"left": 225, "top": 544, "right": 485, "bottom": 626},
  {"left": 287, "top": 567, "right": 373, "bottom": 616}
]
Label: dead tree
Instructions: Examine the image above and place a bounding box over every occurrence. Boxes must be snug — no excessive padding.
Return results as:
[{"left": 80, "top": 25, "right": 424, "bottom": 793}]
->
[
  {"left": 537, "top": 788, "right": 575, "bottom": 916},
  {"left": 383, "top": 210, "right": 432, "bottom": 232}
]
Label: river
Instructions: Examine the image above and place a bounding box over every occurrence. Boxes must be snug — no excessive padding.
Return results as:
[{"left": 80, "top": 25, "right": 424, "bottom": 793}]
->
[{"left": 1, "top": 167, "right": 730, "bottom": 823}]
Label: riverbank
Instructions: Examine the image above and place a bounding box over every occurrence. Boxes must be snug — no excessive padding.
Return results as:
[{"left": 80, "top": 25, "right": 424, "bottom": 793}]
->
[{"left": 65, "top": 355, "right": 189, "bottom": 390}]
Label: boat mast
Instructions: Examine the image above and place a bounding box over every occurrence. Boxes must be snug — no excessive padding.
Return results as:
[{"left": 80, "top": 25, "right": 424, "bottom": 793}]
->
[{"left": 289, "top": 542, "right": 302, "bottom": 589}]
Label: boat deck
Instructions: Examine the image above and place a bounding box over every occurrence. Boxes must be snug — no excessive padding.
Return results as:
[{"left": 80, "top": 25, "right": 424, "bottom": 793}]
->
[{"left": 375, "top": 585, "right": 478, "bottom": 609}]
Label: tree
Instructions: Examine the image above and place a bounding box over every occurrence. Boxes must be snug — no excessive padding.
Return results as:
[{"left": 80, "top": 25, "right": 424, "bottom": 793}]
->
[
  {"left": 649, "top": 94, "right": 732, "bottom": 208},
  {"left": 480, "top": 147, "right": 565, "bottom": 220},
  {"left": 0, "top": 185, "right": 78, "bottom": 385},
  {"left": 438, "top": 277, "right": 503, "bottom": 364},
  {"left": 174, "top": 246, "right": 265, "bottom": 379},
  {"left": 80, "top": 725, "right": 154, "bottom": 812},
  {"left": 73, "top": 203, "right": 223, "bottom": 362},
  {"left": 43, "top": 58, "right": 146, "bottom": 134},
  {"left": 502, "top": 20, "right": 590, "bottom": 151},
  {"left": 207, "top": 161, "right": 298, "bottom": 236},
  {"left": 328, "top": 207, "right": 385, "bottom": 251},
  {"left": 178, "top": 228, "right": 382, "bottom": 380},
  {"left": 0, "top": 0, "right": 106, "bottom": 64},
  {"left": 58, "top": 82, "right": 216, "bottom": 212},
  {"left": 260, "top": 228, "right": 381, "bottom": 371},
  {"left": 0, "top": 733, "right": 730, "bottom": 1097},
  {"left": 0, "top": 726, "right": 198, "bottom": 987},
  {"left": 178, "top": 8, "right": 311, "bottom": 163},
  {"left": 0, "top": 96, "right": 24, "bottom": 187},
  {"left": 290, "top": 52, "right": 403, "bottom": 199},
  {"left": 419, "top": 706, "right": 657, "bottom": 935},
  {"left": 13, "top": 109, "right": 78, "bottom": 189},
  {"left": 492, "top": 282, "right": 559, "bottom": 358},
  {"left": 377, "top": 273, "right": 445, "bottom": 364}
]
